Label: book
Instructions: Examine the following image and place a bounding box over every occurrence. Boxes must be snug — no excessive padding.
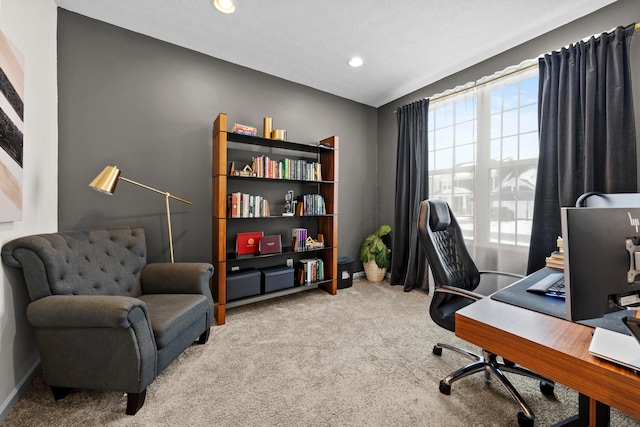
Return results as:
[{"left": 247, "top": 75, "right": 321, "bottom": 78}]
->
[
  {"left": 259, "top": 235, "right": 282, "bottom": 255},
  {"left": 228, "top": 193, "right": 270, "bottom": 218},
  {"left": 544, "top": 257, "right": 564, "bottom": 270},
  {"left": 545, "top": 240, "right": 565, "bottom": 270},
  {"left": 296, "top": 258, "right": 325, "bottom": 285},
  {"left": 236, "top": 231, "right": 264, "bottom": 256},
  {"left": 228, "top": 192, "right": 240, "bottom": 218},
  {"left": 548, "top": 251, "right": 564, "bottom": 260},
  {"left": 231, "top": 123, "right": 257, "bottom": 135},
  {"left": 292, "top": 228, "right": 307, "bottom": 251}
]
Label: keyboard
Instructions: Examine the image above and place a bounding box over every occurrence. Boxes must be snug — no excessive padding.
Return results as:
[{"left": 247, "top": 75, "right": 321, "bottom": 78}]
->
[{"left": 526, "top": 272, "right": 565, "bottom": 298}]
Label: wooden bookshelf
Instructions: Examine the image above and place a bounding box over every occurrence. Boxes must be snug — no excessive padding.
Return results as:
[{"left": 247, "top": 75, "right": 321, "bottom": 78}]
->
[{"left": 212, "top": 113, "right": 338, "bottom": 325}]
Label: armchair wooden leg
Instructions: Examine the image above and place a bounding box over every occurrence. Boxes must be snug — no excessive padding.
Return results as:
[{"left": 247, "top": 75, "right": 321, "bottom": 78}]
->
[
  {"left": 126, "top": 389, "right": 146, "bottom": 415},
  {"left": 50, "top": 386, "right": 71, "bottom": 401},
  {"left": 198, "top": 327, "right": 210, "bottom": 344}
]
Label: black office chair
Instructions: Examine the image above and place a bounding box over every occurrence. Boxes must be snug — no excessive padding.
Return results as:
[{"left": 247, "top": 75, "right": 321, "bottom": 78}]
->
[
  {"left": 417, "top": 199, "right": 554, "bottom": 427},
  {"left": 576, "top": 191, "right": 640, "bottom": 207}
]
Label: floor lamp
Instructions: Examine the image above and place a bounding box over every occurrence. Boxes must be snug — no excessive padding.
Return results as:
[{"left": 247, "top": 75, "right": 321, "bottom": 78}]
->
[{"left": 89, "top": 165, "right": 192, "bottom": 263}]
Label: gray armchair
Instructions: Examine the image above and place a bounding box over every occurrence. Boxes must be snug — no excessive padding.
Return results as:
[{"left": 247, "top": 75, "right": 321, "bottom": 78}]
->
[{"left": 1, "top": 227, "right": 214, "bottom": 415}]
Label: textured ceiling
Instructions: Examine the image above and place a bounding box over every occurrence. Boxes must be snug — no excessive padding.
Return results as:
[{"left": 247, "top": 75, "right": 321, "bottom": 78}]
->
[{"left": 54, "top": 0, "right": 618, "bottom": 107}]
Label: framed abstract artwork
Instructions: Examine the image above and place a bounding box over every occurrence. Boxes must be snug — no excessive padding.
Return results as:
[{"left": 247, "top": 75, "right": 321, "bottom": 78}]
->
[{"left": 0, "top": 29, "right": 23, "bottom": 223}]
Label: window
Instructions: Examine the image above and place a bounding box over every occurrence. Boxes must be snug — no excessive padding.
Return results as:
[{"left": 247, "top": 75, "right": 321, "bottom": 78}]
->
[{"left": 428, "top": 63, "right": 538, "bottom": 268}]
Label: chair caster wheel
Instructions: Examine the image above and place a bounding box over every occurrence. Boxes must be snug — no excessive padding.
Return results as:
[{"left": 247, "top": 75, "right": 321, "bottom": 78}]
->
[
  {"left": 503, "top": 358, "right": 516, "bottom": 367},
  {"left": 540, "top": 381, "right": 555, "bottom": 396},
  {"left": 517, "top": 411, "right": 534, "bottom": 427},
  {"left": 433, "top": 345, "right": 442, "bottom": 356},
  {"left": 439, "top": 380, "right": 451, "bottom": 395}
]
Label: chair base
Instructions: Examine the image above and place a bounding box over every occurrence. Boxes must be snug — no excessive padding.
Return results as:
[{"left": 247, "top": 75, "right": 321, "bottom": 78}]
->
[{"left": 434, "top": 343, "right": 555, "bottom": 427}]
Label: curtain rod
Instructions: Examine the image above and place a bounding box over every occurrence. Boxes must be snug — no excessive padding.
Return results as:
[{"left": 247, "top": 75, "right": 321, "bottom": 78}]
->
[
  {"left": 391, "top": 62, "right": 536, "bottom": 113},
  {"left": 393, "top": 22, "right": 640, "bottom": 114}
]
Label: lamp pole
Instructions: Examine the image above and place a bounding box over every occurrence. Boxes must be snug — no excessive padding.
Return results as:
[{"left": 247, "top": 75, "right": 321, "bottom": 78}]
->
[{"left": 119, "top": 176, "right": 192, "bottom": 263}]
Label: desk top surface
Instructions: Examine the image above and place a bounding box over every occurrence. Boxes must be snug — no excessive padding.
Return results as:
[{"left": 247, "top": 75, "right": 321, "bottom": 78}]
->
[{"left": 456, "top": 296, "right": 640, "bottom": 419}]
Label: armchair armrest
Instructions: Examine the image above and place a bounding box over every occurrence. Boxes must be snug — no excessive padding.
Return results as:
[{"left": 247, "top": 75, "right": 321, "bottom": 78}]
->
[
  {"left": 141, "top": 262, "right": 214, "bottom": 295},
  {"left": 27, "top": 295, "right": 149, "bottom": 329},
  {"left": 26, "top": 294, "right": 157, "bottom": 395},
  {"left": 437, "top": 284, "right": 485, "bottom": 301}
]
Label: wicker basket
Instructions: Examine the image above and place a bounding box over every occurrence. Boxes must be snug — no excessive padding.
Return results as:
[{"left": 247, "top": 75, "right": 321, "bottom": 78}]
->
[{"left": 363, "top": 260, "right": 387, "bottom": 283}]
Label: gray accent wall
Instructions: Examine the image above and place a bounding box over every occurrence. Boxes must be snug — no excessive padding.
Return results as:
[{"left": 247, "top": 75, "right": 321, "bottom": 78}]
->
[
  {"left": 377, "top": 0, "right": 640, "bottom": 242},
  {"left": 57, "top": 10, "right": 377, "bottom": 267}
]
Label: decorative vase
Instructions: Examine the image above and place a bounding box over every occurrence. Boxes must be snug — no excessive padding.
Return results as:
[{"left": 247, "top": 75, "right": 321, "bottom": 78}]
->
[{"left": 363, "top": 260, "right": 386, "bottom": 282}]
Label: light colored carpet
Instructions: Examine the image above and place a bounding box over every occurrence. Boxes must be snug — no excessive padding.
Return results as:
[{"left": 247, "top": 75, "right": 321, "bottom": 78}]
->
[{"left": 3, "top": 278, "right": 639, "bottom": 426}]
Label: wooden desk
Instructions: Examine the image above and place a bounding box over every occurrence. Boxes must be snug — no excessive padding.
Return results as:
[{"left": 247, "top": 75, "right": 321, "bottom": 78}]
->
[{"left": 456, "top": 296, "right": 640, "bottom": 426}]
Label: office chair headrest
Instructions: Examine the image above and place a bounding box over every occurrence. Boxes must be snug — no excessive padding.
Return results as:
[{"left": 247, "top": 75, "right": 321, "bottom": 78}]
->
[{"left": 429, "top": 200, "right": 451, "bottom": 232}]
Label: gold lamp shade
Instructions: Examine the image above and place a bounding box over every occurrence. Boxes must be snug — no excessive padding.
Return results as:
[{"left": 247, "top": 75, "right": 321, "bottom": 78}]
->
[{"left": 89, "top": 165, "right": 121, "bottom": 195}]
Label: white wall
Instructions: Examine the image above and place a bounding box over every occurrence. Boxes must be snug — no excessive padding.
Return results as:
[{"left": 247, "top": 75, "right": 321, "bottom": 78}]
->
[{"left": 0, "top": 0, "right": 57, "bottom": 421}]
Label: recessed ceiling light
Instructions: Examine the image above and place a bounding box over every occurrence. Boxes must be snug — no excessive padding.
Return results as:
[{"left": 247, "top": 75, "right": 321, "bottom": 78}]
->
[
  {"left": 348, "top": 56, "right": 364, "bottom": 68},
  {"left": 212, "top": 0, "right": 235, "bottom": 14}
]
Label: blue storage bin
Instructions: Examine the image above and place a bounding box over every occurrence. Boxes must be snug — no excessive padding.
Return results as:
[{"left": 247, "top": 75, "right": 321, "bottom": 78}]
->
[
  {"left": 260, "top": 265, "right": 294, "bottom": 293},
  {"left": 227, "top": 268, "right": 261, "bottom": 301}
]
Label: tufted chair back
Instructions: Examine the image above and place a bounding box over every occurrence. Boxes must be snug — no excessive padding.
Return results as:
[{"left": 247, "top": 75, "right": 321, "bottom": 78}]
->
[
  {"left": 417, "top": 199, "right": 480, "bottom": 291},
  {"left": 1, "top": 227, "right": 147, "bottom": 301},
  {"left": 417, "top": 199, "right": 480, "bottom": 331}
]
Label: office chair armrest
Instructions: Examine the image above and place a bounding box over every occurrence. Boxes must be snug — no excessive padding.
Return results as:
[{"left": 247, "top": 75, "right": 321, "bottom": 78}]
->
[
  {"left": 479, "top": 270, "right": 525, "bottom": 279},
  {"left": 437, "top": 285, "right": 484, "bottom": 301}
]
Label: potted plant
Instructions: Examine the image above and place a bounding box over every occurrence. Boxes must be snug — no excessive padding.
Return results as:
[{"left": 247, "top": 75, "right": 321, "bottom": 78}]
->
[{"left": 359, "top": 225, "right": 391, "bottom": 282}]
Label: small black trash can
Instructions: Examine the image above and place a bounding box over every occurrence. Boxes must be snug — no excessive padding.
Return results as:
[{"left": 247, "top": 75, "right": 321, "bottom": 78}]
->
[{"left": 337, "top": 257, "right": 354, "bottom": 289}]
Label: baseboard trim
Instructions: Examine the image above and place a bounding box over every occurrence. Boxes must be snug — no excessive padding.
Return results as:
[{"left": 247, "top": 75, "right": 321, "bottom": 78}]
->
[
  {"left": 0, "top": 359, "right": 40, "bottom": 424},
  {"left": 353, "top": 271, "right": 391, "bottom": 279}
]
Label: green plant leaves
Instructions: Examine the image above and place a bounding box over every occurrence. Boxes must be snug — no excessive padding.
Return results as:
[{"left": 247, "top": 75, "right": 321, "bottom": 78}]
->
[
  {"left": 376, "top": 224, "right": 391, "bottom": 237},
  {"left": 359, "top": 225, "right": 392, "bottom": 269}
]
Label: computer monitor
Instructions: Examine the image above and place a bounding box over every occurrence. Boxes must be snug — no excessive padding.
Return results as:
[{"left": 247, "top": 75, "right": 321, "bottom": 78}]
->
[{"left": 561, "top": 206, "right": 640, "bottom": 322}]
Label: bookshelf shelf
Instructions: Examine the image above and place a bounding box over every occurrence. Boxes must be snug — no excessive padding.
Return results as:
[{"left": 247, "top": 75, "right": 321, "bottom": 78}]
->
[
  {"left": 226, "top": 175, "right": 336, "bottom": 185},
  {"left": 212, "top": 113, "right": 339, "bottom": 325},
  {"left": 226, "top": 245, "right": 336, "bottom": 261}
]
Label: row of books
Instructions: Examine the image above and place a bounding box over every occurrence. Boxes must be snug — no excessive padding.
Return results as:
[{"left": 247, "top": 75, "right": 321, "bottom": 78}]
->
[
  {"left": 545, "top": 237, "right": 564, "bottom": 270},
  {"left": 227, "top": 193, "right": 270, "bottom": 218},
  {"left": 231, "top": 123, "right": 257, "bottom": 136},
  {"left": 249, "top": 156, "right": 322, "bottom": 181},
  {"left": 297, "top": 194, "right": 325, "bottom": 216},
  {"left": 292, "top": 228, "right": 308, "bottom": 251},
  {"left": 296, "top": 258, "right": 325, "bottom": 285}
]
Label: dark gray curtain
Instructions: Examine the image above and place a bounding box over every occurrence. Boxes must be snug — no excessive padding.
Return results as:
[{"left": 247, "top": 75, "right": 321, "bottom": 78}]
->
[
  {"left": 390, "top": 99, "right": 429, "bottom": 291},
  {"left": 527, "top": 24, "right": 637, "bottom": 274}
]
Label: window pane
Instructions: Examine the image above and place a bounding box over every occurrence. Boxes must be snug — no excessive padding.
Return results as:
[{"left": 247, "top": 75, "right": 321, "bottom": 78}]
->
[
  {"left": 434, "top": 148, "right": 453, "bottom": 169},
  {"left": 490, "top": 138, "right": 501, "bottom": 161},
  {"left": 431, "top": 174, "right": 452, "bottom": 196},
  {"left": 491, "top": 87, "right": 503, "bottom": 114},
  {"left": 519, "top": 132, "right": 539, "bottom": 159},
  {"left": 520, "top": 76, "right": 538, "bottom": 106},
  {"left": 434, "top": 104, "right": 453, "bottom": 128},
  {"left": 455, "top": 121, "right": 475, "bottom": 145},
  {"left": 456, "top": 98, "right": 476, "bottom": 122},
  {"left": 502, "top": 136, "right": 518, "bottom": 160},
  {"left": 455, "top": 144, "right": 475, "bottom": 166},
  {"left": 502, "top": 83, "right": 519, "bottom": 110},
  {"left": 502, "top": 109, "right": 518, "bottom": 136},
  {"left": 519, "top": 104, "right": 537, "bottom": 133},
  {"left": 434, "top": 126, "right": 453, "bottom": 149}
]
